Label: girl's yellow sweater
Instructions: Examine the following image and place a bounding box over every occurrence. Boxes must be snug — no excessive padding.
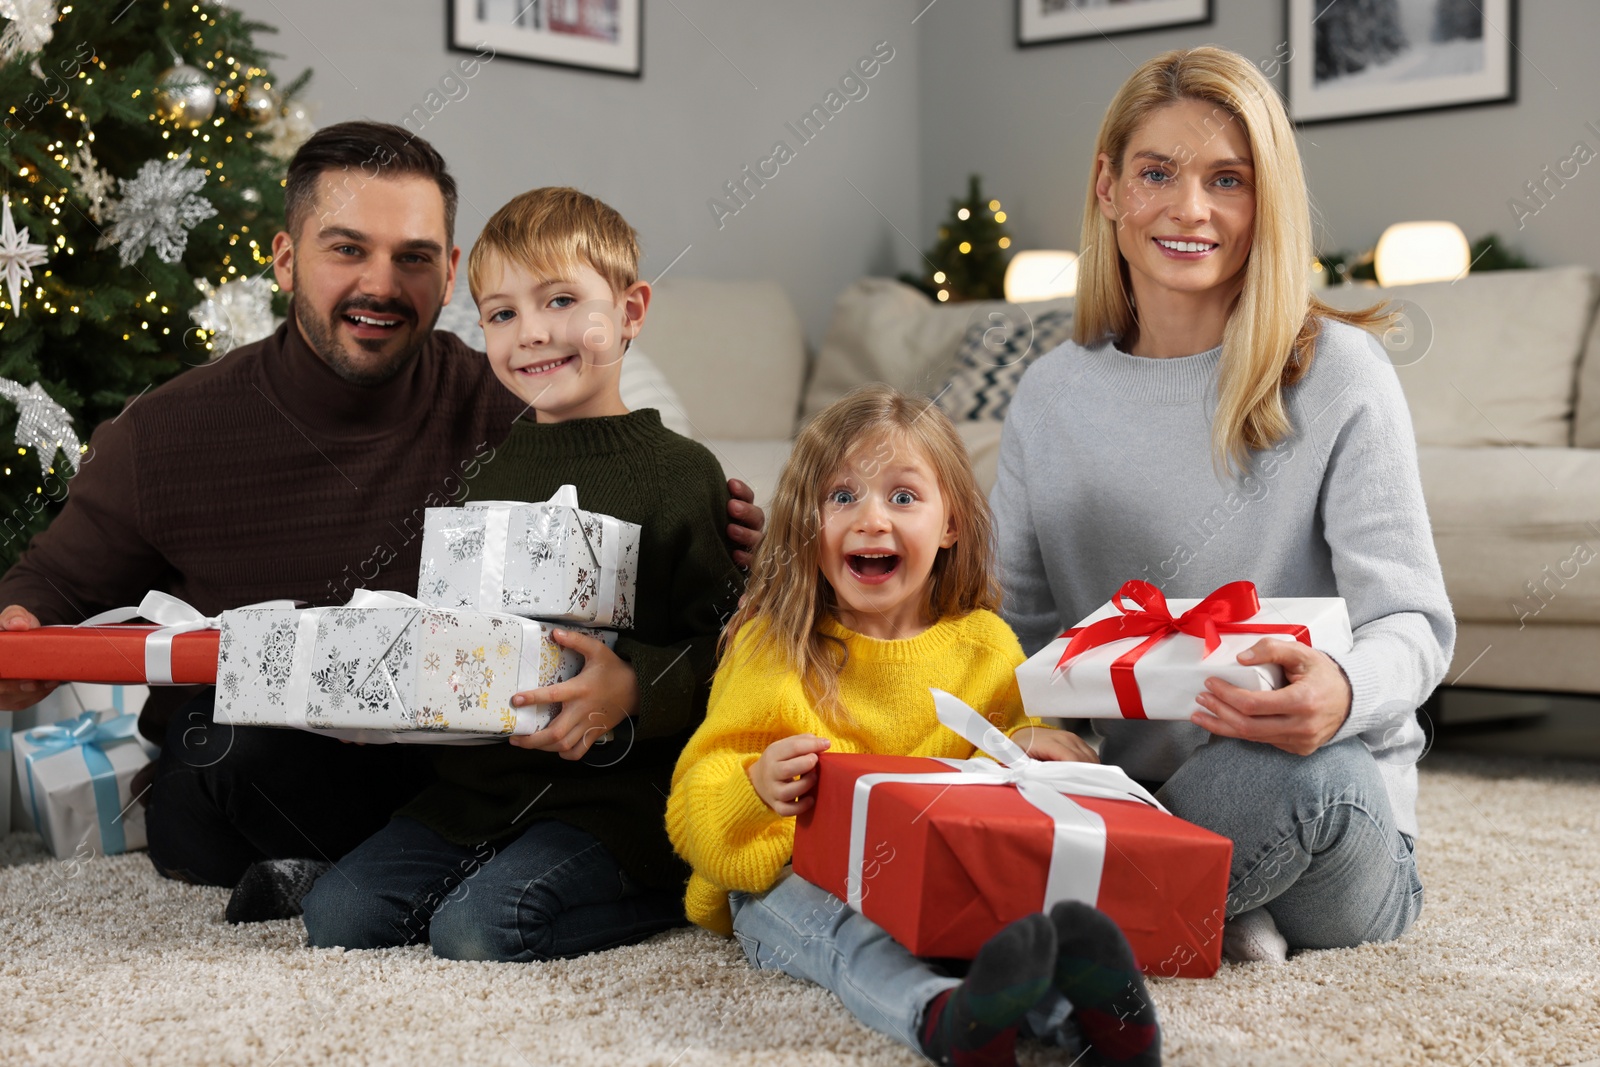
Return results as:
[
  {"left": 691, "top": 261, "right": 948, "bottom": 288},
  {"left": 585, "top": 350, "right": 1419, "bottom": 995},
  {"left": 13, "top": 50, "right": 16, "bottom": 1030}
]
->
[{"left": 665, "top": 609, "right": 1037, "bottom": 935}]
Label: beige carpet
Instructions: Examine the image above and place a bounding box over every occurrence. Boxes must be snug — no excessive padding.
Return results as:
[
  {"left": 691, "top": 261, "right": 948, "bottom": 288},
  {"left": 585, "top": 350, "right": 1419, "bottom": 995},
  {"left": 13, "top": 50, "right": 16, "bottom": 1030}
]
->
[{"left": 3, "top": 753, "right": 1598, "bottom": 1067}]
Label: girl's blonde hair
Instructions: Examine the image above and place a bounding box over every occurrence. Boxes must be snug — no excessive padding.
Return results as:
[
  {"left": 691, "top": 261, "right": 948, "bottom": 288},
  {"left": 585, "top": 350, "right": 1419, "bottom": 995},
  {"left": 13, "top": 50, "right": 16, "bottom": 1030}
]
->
[
  {"left": 1075, "top": 45, "right": 1392, "bottom": 470},
  {"left": 722, "top": 385, "right": 999, "bottom": 720}
]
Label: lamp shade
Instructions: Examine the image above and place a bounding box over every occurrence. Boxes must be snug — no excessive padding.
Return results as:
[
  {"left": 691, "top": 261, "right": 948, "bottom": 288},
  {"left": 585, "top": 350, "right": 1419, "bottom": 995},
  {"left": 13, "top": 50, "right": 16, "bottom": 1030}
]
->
[
  {"left": 1004, "top": 249, "right": 1079, "bottom": 302},
  {"left": 1373, "top": 222, "right": 1470, "bottom": 286}
]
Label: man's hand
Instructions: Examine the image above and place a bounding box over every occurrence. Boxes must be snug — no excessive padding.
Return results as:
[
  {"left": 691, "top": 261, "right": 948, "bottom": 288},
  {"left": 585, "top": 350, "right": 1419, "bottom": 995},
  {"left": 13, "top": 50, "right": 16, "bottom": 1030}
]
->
[
  {"left": 1008, "top": 725, "right": 1100, "bottom": 763},
  {"left": 0, "top": 604, "right": 58, "bottom": 711},
  {"left": 748, "top": 733, "right": 831, "bottom": 816},
  {"left": 1192, "top": 638, "right": 1353, "bottom": 756},
  {"left": 726, "top": 478, "right": 766, "bottom": 570},
  {"left": 509, "top": 629, "right": 639, "bottom": 761}
]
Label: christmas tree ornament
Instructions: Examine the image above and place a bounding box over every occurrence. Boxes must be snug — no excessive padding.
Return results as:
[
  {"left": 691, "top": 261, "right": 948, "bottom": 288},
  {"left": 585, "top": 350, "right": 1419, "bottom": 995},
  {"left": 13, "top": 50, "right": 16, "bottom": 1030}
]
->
[
  {"left": 260, "top": 101, "right": 314, "bottom": 161},
  {"left": 0, "top": 0, "right": 56, "bottom": 78},
  {"left": 190, "top": 275, "right": 276, "bottom": 358},
  {"left": 154, "top": 63, "right": 217, "bottom": 128},
  {"left": 233, "top": 81, "right": 278, "bottom": 125},
  {"left": 239, "top": 187, "right": 262, "bottom": 204},
  {"left": 0, "top": 378, "right": 80, "bottom": 476},
  {"left": 98, "top": 149, "right": 218, "bottom": 266},
  {"left": 66, "top": 143, "right": 115, "bottom": 223},
  {"left": 0, "top": 195, "right": 49, "bottom": 315}
]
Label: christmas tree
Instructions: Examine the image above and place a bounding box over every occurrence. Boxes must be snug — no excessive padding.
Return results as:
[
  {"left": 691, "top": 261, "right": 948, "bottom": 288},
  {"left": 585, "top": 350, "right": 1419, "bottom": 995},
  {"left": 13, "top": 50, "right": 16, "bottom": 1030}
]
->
[
  {"left": 901, "top": 174, "right": 1013, "bottom": 303},
  {"left": 0, "top": 0, "right": 311, "bottom": 569}
]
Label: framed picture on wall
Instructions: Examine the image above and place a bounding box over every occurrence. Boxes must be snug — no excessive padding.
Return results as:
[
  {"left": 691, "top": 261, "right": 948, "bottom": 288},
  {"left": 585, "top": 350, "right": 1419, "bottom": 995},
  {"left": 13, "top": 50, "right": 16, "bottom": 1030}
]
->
[
  {"left": 449, "top": 0, "right": 642, "bottom": 78},
  {"left": 1017, "top": 0, "right": 1211, "bottom": 47},
  {"left": 1286, "top": 0, "right": 1515, "bottom": 124}
]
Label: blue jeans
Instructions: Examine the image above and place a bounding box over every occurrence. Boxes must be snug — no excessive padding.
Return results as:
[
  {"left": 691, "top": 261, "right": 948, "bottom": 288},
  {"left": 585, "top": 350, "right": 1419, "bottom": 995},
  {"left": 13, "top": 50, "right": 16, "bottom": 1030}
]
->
[
  {"left": 1156, "top": 737, "right": 1423, "bottom": 950},
  {"left": 301, "top": 816, "right": 685, "bottom": 961},
  {"left": 729, "top": 871, "right": 959, "bottom": 1052}
]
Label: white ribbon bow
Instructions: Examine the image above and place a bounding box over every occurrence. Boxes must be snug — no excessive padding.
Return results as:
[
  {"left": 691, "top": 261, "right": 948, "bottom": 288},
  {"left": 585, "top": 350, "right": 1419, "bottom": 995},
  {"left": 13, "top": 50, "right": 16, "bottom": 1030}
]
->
[
  {"left": 844, "top": 689, "right": 1165, "bottom": 912},
  {"left": 80, "top": 591, "right": 294, "bottom": 685},
  {"left": 468, "top": 484, "right": 623, "bottom": 625}
]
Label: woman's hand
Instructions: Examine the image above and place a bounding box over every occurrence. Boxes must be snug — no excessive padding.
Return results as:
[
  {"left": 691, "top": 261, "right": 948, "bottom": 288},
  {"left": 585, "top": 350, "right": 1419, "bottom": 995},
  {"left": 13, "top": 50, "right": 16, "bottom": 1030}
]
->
[
  {"left": 509, "top": 629, "right": 639, "bottom": 760},
  {"left": 748, "top": 733, "right": 831, "bottom": 816},
  {"left": 1008, "top": 726, "right": 1100, "bottom": 763},
  {"left": 1191, "top": 638, "right": 1352, "bottom": 756}
]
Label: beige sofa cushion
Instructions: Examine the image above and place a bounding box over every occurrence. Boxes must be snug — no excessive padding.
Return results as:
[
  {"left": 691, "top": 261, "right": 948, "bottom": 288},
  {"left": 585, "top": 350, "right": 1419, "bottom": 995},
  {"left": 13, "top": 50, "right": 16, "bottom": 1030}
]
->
[
  {"left": 1419, "top": 445, "right": 1600, "bottom": 625},
  {"left": 804, "top": 278, "right": 1075, "bottom": 420},
  {"left": 1575, "top": 295, "right": 1600, "bottom": 448},
  {"left": 643, "top": 278, "right": 807, "bottom": 441},
  {"left": 1319, "top": 267, "right": 1598, "bottom": 448}
]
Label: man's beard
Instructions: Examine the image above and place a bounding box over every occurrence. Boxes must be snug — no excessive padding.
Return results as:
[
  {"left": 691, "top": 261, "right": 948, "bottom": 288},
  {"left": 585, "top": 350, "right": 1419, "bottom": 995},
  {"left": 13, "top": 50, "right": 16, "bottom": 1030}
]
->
[{"left": 292, "top": 267, "right": 442, "bottom": 387}]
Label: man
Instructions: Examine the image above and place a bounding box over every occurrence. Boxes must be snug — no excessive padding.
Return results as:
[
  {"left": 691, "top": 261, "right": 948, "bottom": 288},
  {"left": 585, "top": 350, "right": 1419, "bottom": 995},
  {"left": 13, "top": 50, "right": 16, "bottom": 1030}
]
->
[{"left": 0, "top": 121, "right": 764, "bottom": 888}]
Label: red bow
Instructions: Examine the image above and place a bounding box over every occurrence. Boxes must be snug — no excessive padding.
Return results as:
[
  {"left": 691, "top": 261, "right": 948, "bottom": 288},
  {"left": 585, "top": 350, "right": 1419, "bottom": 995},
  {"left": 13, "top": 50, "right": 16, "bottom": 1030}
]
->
[{"left": 1054, "top": 580, "right": 1310, "bottom": 720}]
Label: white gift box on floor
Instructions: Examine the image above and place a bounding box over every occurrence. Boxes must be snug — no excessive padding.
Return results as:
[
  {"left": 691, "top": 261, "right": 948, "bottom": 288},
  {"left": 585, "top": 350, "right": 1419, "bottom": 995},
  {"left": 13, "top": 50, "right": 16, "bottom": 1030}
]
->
[
  {"left": 416, "top": 485, "right": 641, "bottom": 627},
  {"left": 13, "top": 711, "right": 148, "bottom": 858},
  {"left": 1017, "top": 581, "right": 1354, "bottom": 720},
  {"left": 215, "top": 590, "right": 614, "bottom": 742}
]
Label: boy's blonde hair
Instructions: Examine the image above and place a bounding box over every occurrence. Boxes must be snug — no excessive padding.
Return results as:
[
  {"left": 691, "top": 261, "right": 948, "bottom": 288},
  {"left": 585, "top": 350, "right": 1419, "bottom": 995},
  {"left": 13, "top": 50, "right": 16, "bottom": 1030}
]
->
[
  {"left": 723, "top": 385, "right": 1000, "bottom": 721},
  {"left": 467, "top": 186, "right": 640, "bottom": 301},
  {"left": 1076, "top": 46, "right": 1392, "bottom": 471}
]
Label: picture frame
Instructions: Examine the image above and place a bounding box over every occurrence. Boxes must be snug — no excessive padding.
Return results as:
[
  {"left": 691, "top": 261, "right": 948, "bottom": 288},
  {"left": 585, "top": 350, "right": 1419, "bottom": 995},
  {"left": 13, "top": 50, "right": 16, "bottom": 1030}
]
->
[
  {"left": 448, "top": 0, "right": 642, "bottom": 79},
  {"left": 1286, "top": 0, "right": 1516, "bottom": 125},
  {"left": 1017, "top": 0, "right": 1211, "bottom": 48}
]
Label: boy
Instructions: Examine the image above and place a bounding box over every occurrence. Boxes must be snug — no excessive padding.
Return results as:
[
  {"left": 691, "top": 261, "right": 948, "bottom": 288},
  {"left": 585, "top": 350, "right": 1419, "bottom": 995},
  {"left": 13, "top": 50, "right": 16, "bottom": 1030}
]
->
[{"left": 288, "top": 187, "right": 744, "bottom": 960}]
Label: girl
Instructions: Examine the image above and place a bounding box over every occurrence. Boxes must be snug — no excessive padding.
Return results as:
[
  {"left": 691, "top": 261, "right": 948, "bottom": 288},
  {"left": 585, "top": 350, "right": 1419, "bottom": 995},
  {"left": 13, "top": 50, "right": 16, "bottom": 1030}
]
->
[
  {"left": 667, "top": 385, "right": 1161, "bottom": 1067},
  {"left": 993, "top": 47, "right": 1452, "bottom": 962}
]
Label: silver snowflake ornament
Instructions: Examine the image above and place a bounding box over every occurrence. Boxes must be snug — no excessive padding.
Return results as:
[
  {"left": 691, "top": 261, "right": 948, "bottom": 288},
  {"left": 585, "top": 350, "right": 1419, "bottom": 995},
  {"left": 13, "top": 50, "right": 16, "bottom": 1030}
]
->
[
  {"left": 67, "top": 144, "right": 115, "bottom": 224},
  {"left": 190, "top": 275, "right": 277, "bottom": 357},
  {"left": 0, "top": 195, "right": 48, "bottom": 315},
  {"left": 98, "top": 150, "right": 218, "bottom": 267},
  {"left": 0, "top": 0, "right": 55, "bottom": 77},
  {"left": 0, "top": 377, "right": 80, "bottom": 477}
]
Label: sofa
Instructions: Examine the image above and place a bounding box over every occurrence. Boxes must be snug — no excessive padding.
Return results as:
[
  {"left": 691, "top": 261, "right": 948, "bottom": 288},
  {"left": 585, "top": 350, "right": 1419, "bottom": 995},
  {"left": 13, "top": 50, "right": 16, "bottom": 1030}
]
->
[{"left": 639, "top": 268, "right": 1600, "bottom": 699}]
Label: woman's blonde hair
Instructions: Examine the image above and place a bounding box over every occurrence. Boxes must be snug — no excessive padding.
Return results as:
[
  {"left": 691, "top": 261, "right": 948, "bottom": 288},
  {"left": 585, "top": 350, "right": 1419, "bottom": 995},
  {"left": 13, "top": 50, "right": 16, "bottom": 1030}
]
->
[
  {"left": 722, "top": 385, "right": 1000, "bottom": 720},
  {"left": 1075, "top": 46, "right": 1391, "bottom": 470}
]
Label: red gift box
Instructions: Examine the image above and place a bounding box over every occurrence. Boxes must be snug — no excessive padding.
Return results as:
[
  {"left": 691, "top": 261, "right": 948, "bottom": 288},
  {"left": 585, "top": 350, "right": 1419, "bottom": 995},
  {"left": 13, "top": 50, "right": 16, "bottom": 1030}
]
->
[
  {"left": 792, "top": 691, "right": 1233, "bottom": 978},
  {"left": 0, "top": 624, "right": 219, "bottom": 684}
]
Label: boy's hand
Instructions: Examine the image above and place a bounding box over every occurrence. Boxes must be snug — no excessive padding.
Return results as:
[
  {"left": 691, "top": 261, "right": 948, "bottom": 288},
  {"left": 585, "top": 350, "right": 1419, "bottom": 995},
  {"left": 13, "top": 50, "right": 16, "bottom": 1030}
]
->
[
  {"left": 748, "top": 733, "right": 831, "bottom": 816},
  {"left": 0, "top": 604, "right": 58, "bottom": 711},
  {"left": 509, "top": 629, "right": 639, "bottom": 761},
  {"left": 1009, "top": 726, "right": 1100, "bottom": 764}
]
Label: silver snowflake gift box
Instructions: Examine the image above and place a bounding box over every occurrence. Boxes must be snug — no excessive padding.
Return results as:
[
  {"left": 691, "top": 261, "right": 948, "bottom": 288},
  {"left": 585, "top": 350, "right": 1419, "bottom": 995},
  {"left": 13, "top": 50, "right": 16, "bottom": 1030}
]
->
[
  {"left": 214, "top": 590, "right": 614, "bottom": 742},
  {"left": 417, "top": 485, "right": 641, "bottom": 628}
]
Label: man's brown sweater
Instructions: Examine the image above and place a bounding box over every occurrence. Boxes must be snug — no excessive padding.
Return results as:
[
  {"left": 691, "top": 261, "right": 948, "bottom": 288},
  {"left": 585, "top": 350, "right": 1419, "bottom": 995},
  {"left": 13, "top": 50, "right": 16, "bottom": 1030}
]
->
[{"left": 0, "top": 318, "right": 522, "bottom": 736}]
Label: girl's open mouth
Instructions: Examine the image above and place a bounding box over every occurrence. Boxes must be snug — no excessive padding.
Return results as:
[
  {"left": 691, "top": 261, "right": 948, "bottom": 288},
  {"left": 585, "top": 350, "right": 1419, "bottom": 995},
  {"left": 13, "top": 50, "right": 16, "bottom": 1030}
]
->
[{"left": 847, "top": 553, "right": 901, "bottom": 584}]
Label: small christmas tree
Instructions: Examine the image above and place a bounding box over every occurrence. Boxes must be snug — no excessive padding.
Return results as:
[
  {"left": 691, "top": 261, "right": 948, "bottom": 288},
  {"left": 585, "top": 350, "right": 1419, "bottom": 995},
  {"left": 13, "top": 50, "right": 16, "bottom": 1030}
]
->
[
  {"left": 901, "top": 174, "right": 1013, "bottom": 303},
  {"left": 0, "top": 1, "right": 310, "bottom": 568}
]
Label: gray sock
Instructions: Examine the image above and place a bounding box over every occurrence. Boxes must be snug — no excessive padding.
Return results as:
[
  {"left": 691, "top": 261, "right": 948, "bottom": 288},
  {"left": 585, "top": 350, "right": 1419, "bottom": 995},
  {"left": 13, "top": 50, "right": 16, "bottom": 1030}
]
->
[{"left": 225, "top": 858, "right": 332, "bottom": 924}]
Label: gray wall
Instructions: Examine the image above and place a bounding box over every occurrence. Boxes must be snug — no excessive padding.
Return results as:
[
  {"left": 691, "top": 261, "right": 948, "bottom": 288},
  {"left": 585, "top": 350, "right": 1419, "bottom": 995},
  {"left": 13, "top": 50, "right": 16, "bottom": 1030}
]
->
[
  {"left": 235, "top": 1, "right": 1600, "bottom": 347},
  {"left": 231, "top": 0, "right": 923, "bottom": 347},
  {"left": 917, "top": 1, "right": 1600, "bottom": 276}
]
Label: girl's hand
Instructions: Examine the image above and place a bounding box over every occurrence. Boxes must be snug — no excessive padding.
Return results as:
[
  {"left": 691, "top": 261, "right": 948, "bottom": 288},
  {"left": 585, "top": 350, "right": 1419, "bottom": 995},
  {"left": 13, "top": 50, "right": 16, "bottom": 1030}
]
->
[
  {"left": 1009, "top": 726, "right": 1100, "bottom": 763},
  {"left": 1191, "top": 638, "right": 1353, "bottom": 756},
  {"left": 509, "top": 629, "right": 640, "bottom": 761},
  {"left": 748, "top": 734, "right": 832, "bottom": 816}
]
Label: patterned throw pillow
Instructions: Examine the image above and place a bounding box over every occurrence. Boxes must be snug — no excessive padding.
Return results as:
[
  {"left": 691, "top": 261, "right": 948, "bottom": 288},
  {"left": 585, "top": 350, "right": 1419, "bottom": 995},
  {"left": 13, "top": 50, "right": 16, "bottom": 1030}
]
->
[{"left": 934, "top": 307, "right": 1075, "bottom": 422}]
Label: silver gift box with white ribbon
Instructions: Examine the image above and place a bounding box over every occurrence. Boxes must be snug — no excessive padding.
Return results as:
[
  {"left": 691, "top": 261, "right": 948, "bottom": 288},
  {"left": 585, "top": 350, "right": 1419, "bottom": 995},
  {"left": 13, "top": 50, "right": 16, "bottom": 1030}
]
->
[
  {"left": 214, "top": 590, "right": 614, "bottom": 742},
  {"left": 416, "top": 485, "right": 641, "bottom": 628}
]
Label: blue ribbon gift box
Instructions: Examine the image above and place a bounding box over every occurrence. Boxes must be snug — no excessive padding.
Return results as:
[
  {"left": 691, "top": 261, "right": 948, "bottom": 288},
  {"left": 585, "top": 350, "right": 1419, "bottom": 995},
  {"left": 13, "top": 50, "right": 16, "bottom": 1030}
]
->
[{"left": 13, "top": 710, "right": 149, "bottom": 859}]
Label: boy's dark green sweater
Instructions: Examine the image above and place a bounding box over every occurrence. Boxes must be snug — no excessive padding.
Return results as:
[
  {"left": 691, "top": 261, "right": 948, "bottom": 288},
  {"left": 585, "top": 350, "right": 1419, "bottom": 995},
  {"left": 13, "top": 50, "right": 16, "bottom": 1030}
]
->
[{"left": 397, "top": 409, "right": 744, "bottom": 891}]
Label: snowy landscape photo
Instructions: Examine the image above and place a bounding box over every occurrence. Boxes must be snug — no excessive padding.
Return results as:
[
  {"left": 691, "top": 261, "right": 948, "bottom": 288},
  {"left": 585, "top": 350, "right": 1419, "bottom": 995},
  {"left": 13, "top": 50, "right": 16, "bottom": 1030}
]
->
[
  {"left": 1288, "top": 0, "right": 1514, "bottom": 123},
  {"left": 1018, "top": 0, "right": 1211, "bottom": 45}
]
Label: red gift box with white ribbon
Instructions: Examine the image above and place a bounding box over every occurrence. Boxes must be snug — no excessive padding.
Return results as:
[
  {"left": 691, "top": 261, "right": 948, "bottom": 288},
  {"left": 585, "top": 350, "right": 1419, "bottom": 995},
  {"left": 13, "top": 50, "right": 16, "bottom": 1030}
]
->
[
  {"left": 0, "top": 591, "right": 290, "bottom": 685},
  {"left": 792, "top": 691, "right": 1233, "bottom": 977}
]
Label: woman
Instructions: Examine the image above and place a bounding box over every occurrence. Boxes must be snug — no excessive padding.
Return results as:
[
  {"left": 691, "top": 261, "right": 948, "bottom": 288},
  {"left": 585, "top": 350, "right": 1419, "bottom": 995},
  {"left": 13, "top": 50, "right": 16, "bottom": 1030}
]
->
[{"left": 992, "top": 46, "right": 1453, "bottom": 960}]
